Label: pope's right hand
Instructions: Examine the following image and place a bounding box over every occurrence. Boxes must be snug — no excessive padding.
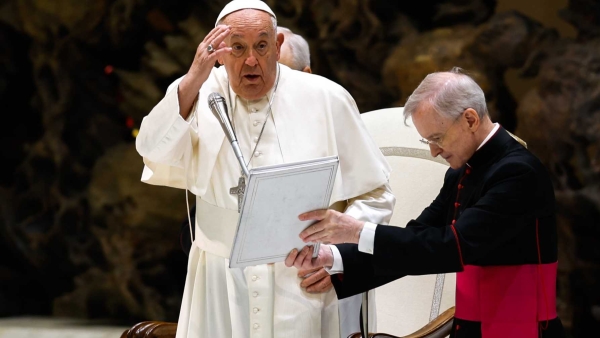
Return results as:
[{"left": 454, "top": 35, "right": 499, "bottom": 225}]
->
[
  {"left": 178, "top": 25, "right": 232, "bottom": 119},
  {"left": 285, "top": 244, "right": 334, "bottom": 270},
  {"left": 187, "top": 25, "right": 232, "bottom": 84}
]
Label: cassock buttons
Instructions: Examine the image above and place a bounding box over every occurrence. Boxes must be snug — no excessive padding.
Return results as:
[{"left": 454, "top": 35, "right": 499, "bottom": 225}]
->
[
  {"left": 251, "top": 108, "right": 258, "bottom": 113},
  {"left": 253, "top": 120, "right": 260, "bottom": 126},
  {"left": 253, "top": 307, "right": 259, "bottom": 313},
  {"left": 458, "top": 184, "right": 464, "bottom": 190},
  {"left": 253, "top": 291, "right": 259, "bottom": 297},
  {"left": 253, "top": 137, "right": 259, "bottom": 143},
  {"left": 254, "top": 151, "right": 262, "bottom": 157},
  {"left": 454, "top": 202, "right": 460, "bottom": 208},
  {"left": 252, "top": 275, "right": 258, "bottom": 281},
  {"left": 253, "top": 323, "right": 260, "bottom": 329}
]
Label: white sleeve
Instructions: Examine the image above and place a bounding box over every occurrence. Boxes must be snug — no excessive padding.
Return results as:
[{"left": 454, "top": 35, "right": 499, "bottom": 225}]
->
[
  {"left": 325, "top": 245, "right": 344, "bottom": 275},
  {"left": 135, "top": 77, "right": 198, "bottom": 167},
  {"left": 344, "top": 183, "right": 395, "bottom": 225},
  {"left": 357, "top": 222, "right": 377, "bottom": 255}
]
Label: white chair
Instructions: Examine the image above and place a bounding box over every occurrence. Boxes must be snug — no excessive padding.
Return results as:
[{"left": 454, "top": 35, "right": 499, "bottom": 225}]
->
[{"left": 356, "top": 107, "right": 455, "bottom": 338}]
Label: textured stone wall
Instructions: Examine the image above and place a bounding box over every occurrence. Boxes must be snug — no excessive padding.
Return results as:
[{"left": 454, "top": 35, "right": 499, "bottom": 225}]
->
[{"left": 0, "top": 0, "right": 598, "bottom": 334}]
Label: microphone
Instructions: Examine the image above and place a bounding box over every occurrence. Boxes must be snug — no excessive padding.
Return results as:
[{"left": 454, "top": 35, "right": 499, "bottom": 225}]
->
[{"left": 208, "top": 92, "right": 250, "bottom": 178}]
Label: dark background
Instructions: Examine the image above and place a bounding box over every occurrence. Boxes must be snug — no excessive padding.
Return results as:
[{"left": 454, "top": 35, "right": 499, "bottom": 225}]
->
[{"left": 0, "top": 0, "right": 598, "bottom": 337}]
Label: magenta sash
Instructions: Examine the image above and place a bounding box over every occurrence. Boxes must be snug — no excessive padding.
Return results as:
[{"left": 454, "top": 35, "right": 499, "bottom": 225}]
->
[{"left": 455, "top": 263, "right": 557, "bottom": 338}]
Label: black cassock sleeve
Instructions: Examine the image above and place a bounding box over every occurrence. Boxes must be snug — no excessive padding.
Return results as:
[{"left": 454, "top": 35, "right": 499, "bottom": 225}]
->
[
  {"left": 331, "top": 243, "right": 404, "bottom": 299},
  {"left": 332, "top": 160, "right": 538, "bottom": 299}
]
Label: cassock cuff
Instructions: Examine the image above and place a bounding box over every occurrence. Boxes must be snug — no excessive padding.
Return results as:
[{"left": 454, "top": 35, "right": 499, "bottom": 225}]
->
[
  {"left": 325, "top": 245, "right": 344, "bottom": 275},
  {"left": 358, "top": 222, "right": 377, "bottom": 254}
]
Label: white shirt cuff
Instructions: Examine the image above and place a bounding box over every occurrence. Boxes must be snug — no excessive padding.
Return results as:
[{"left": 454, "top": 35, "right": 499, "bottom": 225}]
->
[
  {"left": 358, "top": 222, "right": 377, "bottom": 255},
  {"left": 325, "top": 245, "right": 344, "bottom": 275}
]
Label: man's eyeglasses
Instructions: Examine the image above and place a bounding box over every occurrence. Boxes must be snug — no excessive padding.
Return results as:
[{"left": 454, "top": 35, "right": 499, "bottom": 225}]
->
[
  {"left": 419, "top": 111, "right": 464, "bottom": 148},
  {"left": 419, "top": 137, "right": 444, "bottom": 147}
]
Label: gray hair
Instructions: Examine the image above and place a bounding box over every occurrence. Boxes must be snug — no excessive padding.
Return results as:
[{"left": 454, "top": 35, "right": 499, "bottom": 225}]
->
[
  {"left": 403, "top": 67, "right": 488, "bottom": 123},
  {"left": 277, "top": 26, "right": 311, "bottom": 70},
  {"left": 218, "top": 11, "right": 277, "bottom": 35}
]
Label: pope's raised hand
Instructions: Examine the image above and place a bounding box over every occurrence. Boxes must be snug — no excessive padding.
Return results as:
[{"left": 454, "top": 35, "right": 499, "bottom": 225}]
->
[
  {"left": 298, "top": 209, "right": 365, "bottom": 245},
  {"left": 285, "top": 244, "right": 334, "bottom": 270},
  {"left": 178, "top": 25, "right": 232, "bottom": 119},
  {"left": 188, "top": 25, "right": 232, "bottom": 84}
]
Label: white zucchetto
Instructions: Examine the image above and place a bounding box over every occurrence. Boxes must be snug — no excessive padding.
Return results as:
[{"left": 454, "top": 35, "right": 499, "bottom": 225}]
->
[{"left": 215, "top": 0, "right": 276, "bottom": 27}]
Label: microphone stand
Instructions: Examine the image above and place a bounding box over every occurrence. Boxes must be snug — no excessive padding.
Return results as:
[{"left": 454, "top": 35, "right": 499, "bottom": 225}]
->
[{"left": 208, "top": 92, "right": 249, "bottom": 211}]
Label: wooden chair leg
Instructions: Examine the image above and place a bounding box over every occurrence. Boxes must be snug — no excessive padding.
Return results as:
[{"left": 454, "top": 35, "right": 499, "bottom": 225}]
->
[
  {"left": 347, "top": 306, "right": 455, "bottom": 338},
  {"left": 120, "top": 321, "right": 177, "bottom": 338}
]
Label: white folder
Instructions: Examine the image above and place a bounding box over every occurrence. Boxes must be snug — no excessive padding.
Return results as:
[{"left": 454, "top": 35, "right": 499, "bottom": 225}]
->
[{"left": 229, "top": 156, "right": 339, "bottom": 268}]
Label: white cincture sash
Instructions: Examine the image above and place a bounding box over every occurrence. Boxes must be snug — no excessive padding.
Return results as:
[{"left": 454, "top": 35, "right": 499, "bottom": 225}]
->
[{"left": 194, "top": 199, "right": 239, "bottom": 258}]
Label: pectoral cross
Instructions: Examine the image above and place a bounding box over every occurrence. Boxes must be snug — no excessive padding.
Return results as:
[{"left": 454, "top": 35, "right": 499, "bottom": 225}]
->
[{"left": 230, "top": 176, "right": 246, "bottom": 213}]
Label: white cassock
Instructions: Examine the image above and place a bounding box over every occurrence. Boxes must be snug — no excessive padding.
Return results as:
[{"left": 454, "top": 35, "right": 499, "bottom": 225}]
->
[{"left": 136, "top": 64, "right": 395, "bottom": 338}]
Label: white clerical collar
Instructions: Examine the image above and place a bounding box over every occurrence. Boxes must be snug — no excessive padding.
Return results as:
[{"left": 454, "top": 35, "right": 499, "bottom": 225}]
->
[
  {"left": 476, "top": 123, "right": 500, "bottom": 151},
  {"left": 227, "top": 65, "right": 279, "bottom": 109},
  {"left": 228, "top": 84, "right": 275, "bottom": 106}
]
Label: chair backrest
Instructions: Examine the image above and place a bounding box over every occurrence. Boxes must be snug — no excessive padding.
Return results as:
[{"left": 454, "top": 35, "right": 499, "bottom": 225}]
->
[{"left": 360, "top": 107, "right": 455, "bottom": 336}]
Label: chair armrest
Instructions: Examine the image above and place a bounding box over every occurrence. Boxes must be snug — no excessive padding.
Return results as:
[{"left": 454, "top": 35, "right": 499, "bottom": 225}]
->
[
  {"left": 348, "top": 306, "right": 455, "bottom": 338},
  {"left": 120, "top": 321, "right": 177, "bottom": 338}
]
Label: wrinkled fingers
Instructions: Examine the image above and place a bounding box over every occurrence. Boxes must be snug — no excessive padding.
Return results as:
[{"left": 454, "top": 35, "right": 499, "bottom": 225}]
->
[
  {"left": 300, "top": 267, "right": 328, "bottom": 289},
  {"left": 301, "top": 246, "right": 317, "bottom": 270},
  {"left": 300, "top": 220, "right": 326, "bottom": 241},
  {"left": 285, "top": 248, "right": 299, "bottom": 267},
  {"left": 203, "top": 25, "right": 229, "bottom": 46},
  {"left": 291, "top": 245, "right": 312, "bottom": 269},
  {"left": 210, "top": 26, "right": 231, "bottom": 51},
  {"left": 306, "top": 275, "right": 333, "bottom": 293}
]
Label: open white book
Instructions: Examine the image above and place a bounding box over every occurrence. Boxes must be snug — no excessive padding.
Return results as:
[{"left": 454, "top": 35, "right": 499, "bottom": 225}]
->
[{"left": 229, "top": 156, "right": 339, "bottom": 268}]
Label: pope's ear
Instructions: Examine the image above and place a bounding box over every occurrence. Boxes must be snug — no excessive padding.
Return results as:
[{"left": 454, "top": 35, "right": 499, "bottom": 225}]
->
[{"left": 276, "top": 33, "right": 284, "bottom": 60}]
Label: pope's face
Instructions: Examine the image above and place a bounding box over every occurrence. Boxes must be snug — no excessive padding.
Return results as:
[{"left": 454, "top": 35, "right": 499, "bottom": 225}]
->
[{"left": 220, "top": 10, "right": 282, "bottom": 101}]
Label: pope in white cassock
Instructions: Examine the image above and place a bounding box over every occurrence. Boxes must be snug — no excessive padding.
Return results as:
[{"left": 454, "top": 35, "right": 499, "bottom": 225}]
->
[{"left": 135, "top": 1, "right": 395, "bottom": 337}]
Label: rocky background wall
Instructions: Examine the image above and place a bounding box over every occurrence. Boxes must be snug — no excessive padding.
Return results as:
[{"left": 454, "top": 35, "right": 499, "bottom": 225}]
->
[{"left": 0, "top": 0, "right": 598, "bottom": 336}]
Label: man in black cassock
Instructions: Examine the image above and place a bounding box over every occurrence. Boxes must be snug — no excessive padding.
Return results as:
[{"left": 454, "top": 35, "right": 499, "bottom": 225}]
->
[{"left": 285, "top": 68, "right": 566, "bottom": 338}]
